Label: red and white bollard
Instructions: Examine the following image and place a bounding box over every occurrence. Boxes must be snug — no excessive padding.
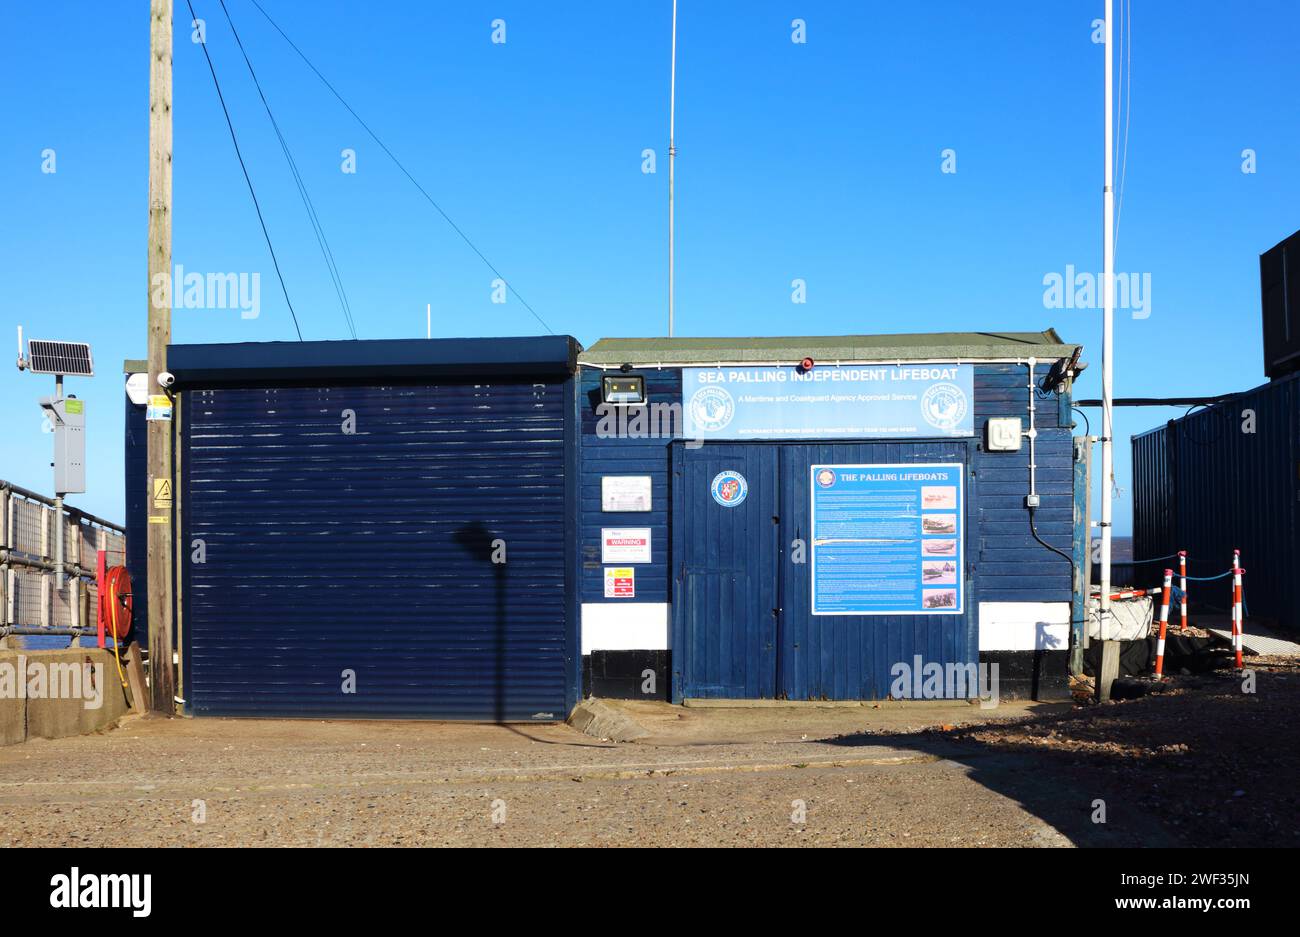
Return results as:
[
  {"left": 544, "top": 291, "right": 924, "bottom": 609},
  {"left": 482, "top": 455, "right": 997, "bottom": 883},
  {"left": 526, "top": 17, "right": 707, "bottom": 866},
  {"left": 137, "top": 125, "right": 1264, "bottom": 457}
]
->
[
  {"left": 1154, "top": 569, "right": 1173, "bottom": 680},
  {"left": 1232, "top": 562, "right": 1245, "bottom": 670},
  {"left": 1178, "top": 550, "right": 1188, "bottom": 632},
  {"left": 1109, "top": 587, "right": 1161, "bottom": 600}
]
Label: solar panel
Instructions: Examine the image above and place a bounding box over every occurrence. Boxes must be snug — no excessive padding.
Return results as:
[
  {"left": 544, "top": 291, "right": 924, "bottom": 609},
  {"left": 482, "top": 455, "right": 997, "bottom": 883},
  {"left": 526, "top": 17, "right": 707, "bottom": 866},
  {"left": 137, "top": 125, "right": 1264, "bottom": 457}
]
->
[{"left": 27, "top": 340, "right": 94, "bottom": 377}]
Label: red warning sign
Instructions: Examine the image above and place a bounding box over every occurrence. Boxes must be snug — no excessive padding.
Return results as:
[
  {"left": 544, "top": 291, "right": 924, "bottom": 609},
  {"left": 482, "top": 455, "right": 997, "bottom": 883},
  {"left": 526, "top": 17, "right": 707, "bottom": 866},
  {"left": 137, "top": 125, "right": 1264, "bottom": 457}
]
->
[{"left": 604, "top": 567, "right": 635, "bottom": 598}]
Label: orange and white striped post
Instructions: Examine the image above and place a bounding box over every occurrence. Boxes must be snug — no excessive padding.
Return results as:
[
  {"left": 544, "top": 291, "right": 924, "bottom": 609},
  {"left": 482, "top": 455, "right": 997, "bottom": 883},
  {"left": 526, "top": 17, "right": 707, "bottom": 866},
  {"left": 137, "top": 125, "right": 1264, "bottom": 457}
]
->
[
  {"left": 1154, "top": 568, "right": 1173, "bottom": 680},
  {"left": 1232, "top": 562, "right": 1245, "bottom": 670},
  {"left": 1178, "top": 550, "right": 1188, "bottom": 632}
]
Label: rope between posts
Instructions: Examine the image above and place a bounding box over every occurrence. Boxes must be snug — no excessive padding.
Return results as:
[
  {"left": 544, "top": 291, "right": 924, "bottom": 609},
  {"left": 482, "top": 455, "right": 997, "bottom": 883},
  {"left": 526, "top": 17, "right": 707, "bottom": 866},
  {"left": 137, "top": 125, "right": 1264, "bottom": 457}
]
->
[
  {"left": 1127, "top": 552, "right": 1182, "bottom": 563},
  {"left": 1128, "top": 553, "right": 1216, "bottom": 565}
]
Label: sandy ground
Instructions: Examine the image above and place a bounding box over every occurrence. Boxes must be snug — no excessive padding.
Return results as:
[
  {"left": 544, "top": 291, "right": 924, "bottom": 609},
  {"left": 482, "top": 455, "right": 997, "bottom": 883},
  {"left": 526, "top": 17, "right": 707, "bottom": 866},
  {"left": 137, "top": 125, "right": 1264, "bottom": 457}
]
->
[{"left": 1, "top": 662, "right": 1294, "bottom": 847}]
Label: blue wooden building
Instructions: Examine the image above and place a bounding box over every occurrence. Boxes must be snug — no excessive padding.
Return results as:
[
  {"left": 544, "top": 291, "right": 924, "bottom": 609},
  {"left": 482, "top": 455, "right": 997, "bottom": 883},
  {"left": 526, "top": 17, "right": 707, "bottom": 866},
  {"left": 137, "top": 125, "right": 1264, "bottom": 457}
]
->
[
  {"left": 576, "top": 331, "right": 1083, "bottom": 703},
  {"left": 125, "top": 329, "right": 1083, "bottom": 720}
]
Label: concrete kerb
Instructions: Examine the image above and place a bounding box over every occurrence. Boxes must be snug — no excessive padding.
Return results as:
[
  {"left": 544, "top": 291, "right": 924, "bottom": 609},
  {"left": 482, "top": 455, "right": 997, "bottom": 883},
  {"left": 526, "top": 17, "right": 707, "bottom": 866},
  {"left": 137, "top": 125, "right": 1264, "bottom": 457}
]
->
[
  {"left": 566, "top": 698, "right": 650, "bottom": 742},
  {"left": 681, "top": 698, "right": 984, "bottom": 709}
]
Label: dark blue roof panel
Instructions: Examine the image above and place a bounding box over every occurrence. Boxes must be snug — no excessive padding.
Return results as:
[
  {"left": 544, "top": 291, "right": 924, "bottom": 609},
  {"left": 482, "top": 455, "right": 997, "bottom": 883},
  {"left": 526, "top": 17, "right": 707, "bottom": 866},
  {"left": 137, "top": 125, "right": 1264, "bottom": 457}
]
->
[{"left": 167, "top": 335, "right": 580, "bottom": 386}]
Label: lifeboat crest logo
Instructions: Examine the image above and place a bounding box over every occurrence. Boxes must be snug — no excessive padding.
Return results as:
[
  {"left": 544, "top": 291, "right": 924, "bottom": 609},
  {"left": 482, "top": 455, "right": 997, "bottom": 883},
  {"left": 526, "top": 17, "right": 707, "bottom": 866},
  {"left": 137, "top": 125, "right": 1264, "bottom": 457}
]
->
[
  {"left": 921, "top": 383, "right": 968, "bottom": 432},
  {"left": 710, "top": 471, "right": 748, "bottom": 507},
  {"left": 688, "top": 385, "right": 735, "bottom": 433}
]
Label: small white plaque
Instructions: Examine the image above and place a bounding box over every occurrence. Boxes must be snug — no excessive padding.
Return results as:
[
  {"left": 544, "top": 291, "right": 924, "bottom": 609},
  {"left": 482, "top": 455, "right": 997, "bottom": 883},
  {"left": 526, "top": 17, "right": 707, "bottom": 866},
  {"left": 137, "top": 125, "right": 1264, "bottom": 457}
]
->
[{"left": 601, "top": 475, "right": 652, "bottom": 512}]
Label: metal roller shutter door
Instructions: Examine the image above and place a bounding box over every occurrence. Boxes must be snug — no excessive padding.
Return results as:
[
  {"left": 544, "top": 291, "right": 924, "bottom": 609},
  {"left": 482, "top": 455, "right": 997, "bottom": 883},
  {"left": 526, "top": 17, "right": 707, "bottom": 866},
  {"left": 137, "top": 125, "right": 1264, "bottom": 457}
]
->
[{"left": 181, "top": 379, "right": 571, "bottom": 720}]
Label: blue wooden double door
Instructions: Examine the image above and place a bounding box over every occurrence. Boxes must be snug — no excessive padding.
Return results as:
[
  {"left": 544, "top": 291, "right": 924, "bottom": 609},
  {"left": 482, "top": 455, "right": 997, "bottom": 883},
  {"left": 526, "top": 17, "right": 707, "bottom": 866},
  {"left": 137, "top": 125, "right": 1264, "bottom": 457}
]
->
[{"left": 672, "top": 441, "right": 977, "bottom": 701}]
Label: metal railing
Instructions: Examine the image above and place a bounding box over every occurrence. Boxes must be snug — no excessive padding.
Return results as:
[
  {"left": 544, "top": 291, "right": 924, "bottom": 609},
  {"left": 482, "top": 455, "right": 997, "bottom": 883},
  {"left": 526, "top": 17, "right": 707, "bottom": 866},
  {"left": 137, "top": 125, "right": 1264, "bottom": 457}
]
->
[{"left": 0, "top": 480, "right": 126, "bottom": 635}]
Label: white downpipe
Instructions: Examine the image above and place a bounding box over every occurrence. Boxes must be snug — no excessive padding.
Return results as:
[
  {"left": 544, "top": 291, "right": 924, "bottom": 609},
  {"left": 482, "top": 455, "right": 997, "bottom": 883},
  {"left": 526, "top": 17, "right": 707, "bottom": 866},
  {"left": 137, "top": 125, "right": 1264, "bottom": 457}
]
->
[
  {"left": 1025, "top": 357, "right": 1038, "bottom": 499},
  {"left": 1099, "top": 0, "right": 1115, "bottom": 642}
]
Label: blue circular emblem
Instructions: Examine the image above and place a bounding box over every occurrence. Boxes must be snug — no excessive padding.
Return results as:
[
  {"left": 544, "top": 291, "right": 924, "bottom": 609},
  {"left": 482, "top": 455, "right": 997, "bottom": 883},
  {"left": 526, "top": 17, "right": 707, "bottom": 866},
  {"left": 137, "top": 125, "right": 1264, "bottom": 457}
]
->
[
  {"left": 689, "top": 386, "right": 735, "bottom": 432},
  {"left": 711, "top": 471, "right": 748, "bottom": 507},
  {"left": 815, "top": 468, "right": 837, "bottom": 489},
  {"left": 921, "top": 382, "right": 968, "bottom": 432}
]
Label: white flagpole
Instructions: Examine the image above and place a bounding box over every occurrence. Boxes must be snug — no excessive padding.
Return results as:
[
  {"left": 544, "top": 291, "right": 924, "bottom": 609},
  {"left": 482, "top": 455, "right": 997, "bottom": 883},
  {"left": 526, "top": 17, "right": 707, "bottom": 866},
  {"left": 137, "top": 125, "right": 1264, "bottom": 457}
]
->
[{"left": 1099, "top": 0, "right": 1115, "bottom": 647}]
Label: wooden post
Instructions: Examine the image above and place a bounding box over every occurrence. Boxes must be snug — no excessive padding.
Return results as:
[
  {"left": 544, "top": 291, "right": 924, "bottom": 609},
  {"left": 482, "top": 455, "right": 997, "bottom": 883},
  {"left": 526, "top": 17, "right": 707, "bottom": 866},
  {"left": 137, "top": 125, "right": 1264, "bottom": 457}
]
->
[
  {"left": 125, "top": 641, "right": 150, "bottom": 716},
  {"left": 146, "top": 0, "right": 175, "bottom": 713}
]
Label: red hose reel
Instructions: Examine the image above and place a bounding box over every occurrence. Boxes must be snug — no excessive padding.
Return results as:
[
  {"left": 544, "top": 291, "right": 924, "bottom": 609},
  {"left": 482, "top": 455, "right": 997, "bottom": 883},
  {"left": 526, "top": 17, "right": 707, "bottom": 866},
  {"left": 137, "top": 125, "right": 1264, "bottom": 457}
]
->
[{"left": 97, "top": 564, "right": 132, "bottom": 643}]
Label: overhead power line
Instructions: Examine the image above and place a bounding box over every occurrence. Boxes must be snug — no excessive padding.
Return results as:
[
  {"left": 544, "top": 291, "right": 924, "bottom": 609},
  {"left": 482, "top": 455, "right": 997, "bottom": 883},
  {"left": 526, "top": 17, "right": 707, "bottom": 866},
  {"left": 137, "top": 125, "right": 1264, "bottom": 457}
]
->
[
  {"left": 186, "top": 0, "right": 304, "bottom": 340},
  {"left": 217, "top": 0, "right": 357, "bottom": 340},
  {"left": 1115, "top": 0, "right": 1132, "bottom": 258},
  {"left": 246, "top": 0, "right": 555, "bottom": 335}
]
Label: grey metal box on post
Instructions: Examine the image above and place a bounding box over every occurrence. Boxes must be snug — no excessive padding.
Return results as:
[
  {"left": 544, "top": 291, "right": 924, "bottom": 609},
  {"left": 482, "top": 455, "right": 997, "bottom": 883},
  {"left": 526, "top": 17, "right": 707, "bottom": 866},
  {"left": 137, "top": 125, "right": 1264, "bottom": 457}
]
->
[{"left": 47, "top": 397, "right": 86, "bottom": 495}]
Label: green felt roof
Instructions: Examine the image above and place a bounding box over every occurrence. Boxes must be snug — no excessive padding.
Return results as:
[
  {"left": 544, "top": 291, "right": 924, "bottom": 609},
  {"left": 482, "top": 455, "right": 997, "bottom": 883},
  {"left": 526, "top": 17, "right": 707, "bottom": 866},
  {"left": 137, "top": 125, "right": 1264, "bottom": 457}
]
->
[{"left": 580, "top": 330, "right": 1078, "bottom": 367}]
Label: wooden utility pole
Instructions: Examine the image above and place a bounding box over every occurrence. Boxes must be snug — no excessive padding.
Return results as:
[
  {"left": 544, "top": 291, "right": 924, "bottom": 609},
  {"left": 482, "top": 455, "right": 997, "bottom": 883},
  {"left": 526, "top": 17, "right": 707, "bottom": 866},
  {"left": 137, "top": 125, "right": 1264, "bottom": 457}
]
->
[{"left": 146, "top": 0, "right": 175, "bottom": 712}]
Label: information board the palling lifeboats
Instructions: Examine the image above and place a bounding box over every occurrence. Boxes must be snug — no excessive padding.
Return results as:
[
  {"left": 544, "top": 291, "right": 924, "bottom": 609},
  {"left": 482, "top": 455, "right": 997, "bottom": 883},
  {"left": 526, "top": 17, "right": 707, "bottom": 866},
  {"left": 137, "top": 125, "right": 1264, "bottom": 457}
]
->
[
  {"left": 682, "top": 365, "right": 973, "bottom": 440},
  {"left": 810, "top": 463, "right": 964, "bottom": 616}
]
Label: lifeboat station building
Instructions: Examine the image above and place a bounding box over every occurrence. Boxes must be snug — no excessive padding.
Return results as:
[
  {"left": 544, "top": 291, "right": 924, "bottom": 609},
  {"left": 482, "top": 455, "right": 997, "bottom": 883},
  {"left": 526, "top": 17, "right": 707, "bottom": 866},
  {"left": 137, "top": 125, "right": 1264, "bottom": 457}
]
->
[{"left": 126, "top": 329, "right": 1083, "bottom": 720}]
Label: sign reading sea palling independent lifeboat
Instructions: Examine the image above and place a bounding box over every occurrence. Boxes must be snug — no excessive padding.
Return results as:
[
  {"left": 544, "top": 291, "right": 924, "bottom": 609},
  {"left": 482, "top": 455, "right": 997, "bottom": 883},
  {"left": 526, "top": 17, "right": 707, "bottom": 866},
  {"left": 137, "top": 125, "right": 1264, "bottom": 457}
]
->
[{"left": 682, "top": 365, "right": 973, "bottom": 440}]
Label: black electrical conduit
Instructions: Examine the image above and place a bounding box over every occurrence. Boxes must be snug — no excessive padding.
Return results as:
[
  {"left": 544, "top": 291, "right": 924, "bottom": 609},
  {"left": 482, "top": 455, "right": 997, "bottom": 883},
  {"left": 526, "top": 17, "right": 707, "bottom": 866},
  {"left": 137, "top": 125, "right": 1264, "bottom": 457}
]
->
[{"left": 1028, "top": 507, "right": 1075, "bottom": 567}]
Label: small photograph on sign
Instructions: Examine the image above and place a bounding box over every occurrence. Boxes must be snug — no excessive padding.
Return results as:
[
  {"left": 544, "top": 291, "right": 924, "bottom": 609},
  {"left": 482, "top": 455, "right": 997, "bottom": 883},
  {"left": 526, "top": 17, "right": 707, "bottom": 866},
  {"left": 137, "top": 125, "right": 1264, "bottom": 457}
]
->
[
  {"left": 921, "top": 486, "right": 956, "bottom": 509},
  {"left": 921, "top": 514, "right": 957, "bottom": 535},
  {"left": 921, "top": 560, "right": 957, "bottom": 584},
  {"left": 922, "top": 538, "right": 957, "bottom": 557},
  {"left": 922, "top": 588, "right": 958, "bottom": 610},
  {"left": 604, "top": 567, "right": 635, "bottom": 598}
]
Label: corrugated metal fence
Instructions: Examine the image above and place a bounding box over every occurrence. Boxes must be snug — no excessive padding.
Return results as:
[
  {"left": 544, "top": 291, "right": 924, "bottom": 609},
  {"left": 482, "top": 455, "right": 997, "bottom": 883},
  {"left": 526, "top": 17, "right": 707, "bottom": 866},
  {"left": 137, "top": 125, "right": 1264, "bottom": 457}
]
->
[{"left": 1132, "top": 373, "right": 1299, "bottom": 629}]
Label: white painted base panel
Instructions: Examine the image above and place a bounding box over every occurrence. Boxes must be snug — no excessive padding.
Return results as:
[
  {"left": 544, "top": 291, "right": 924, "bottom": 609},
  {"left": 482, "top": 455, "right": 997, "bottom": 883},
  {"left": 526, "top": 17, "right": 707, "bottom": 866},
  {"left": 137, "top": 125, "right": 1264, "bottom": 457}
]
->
[
  {"left": 581, "top": 603, "right": 670, "bottom": 654},
  {"left": 583, "top": 602, "right": 1070, "bottom": 654},
  {"left": 978, "top": 601, "right": 1071, "bottom": 651}
]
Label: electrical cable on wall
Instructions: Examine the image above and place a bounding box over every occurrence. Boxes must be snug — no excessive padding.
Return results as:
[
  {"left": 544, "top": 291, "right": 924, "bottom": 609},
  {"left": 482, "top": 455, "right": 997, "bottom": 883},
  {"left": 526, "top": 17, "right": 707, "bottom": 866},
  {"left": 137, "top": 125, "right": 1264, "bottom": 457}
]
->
[{"left": 1028, "top": 508, "right": 1074, "bottom": 567}]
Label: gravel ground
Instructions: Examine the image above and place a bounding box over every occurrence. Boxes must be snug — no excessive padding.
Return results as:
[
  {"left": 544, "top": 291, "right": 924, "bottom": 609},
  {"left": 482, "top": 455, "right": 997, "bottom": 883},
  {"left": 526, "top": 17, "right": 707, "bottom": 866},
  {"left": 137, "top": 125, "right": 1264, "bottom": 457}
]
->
[
  {"left": 1, "top": 663, "right": 1292, "bottom": 847},
  {"left": 935, "top": 657, "right": 1300, "bottom": 847}
]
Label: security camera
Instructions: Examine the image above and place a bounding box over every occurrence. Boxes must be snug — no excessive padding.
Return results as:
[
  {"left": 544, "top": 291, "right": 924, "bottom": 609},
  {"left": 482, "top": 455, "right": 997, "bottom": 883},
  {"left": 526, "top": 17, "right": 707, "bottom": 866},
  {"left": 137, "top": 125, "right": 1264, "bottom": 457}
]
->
[{"left": 158, "top": 371, "right": 176, "bottom": 389}]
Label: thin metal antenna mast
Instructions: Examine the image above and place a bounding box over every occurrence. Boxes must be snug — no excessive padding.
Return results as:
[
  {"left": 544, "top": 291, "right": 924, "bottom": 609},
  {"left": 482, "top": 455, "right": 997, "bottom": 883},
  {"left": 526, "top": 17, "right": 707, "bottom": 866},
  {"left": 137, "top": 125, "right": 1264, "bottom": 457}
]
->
[{"left": 668, "top": 0, "right": 678, "bottom": 337}]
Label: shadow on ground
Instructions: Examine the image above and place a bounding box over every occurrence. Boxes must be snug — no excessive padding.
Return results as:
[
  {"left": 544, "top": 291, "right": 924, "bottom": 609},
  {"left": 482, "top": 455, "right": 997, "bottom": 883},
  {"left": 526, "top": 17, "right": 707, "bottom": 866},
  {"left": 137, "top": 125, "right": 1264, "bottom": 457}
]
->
[{"left": 822, "top": 660, "right": 1300, "bottom": 847}]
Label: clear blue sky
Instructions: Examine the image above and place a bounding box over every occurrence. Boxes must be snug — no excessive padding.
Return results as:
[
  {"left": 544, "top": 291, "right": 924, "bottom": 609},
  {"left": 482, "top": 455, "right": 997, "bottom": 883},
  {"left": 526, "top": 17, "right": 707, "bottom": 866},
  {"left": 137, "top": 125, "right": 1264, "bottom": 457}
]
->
[{"left": 2, "top": 1, "right": 1297, "bottom": 533}]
